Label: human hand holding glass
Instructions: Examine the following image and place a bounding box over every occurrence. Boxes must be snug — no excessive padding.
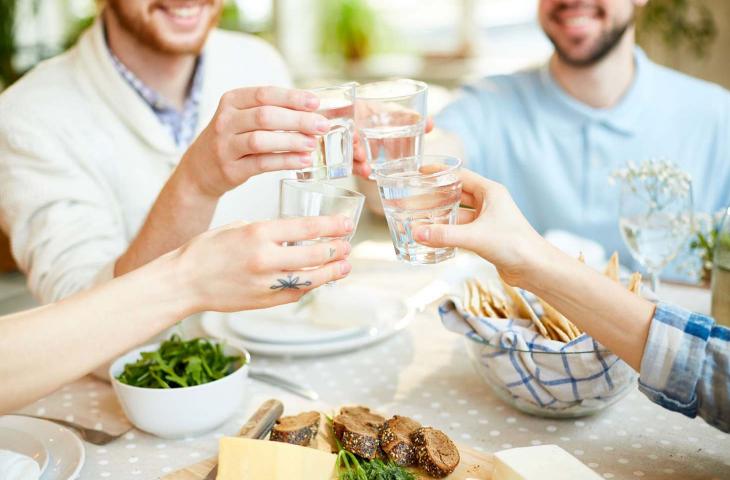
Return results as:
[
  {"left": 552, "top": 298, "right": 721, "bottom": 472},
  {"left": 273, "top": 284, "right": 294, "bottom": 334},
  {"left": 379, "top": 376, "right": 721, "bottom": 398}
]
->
[
  {"left": 297, "top": 83, "right": 356, "bottom": 181},
  {"left": 374, "top": 155, "right": 463, "bottom": 265},
  {"left": 278, "top": 178, "right": 364, "bottom": 283}
]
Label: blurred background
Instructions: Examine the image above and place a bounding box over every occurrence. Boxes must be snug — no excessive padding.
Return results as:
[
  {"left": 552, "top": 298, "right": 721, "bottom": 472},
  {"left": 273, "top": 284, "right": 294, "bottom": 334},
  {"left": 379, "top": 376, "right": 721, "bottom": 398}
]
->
[
  {"left": 0, "top": 0, "right": 727, "bottom": 281},
  {"left": 0, "top": 0, "right": 728, "bottom": 92}
]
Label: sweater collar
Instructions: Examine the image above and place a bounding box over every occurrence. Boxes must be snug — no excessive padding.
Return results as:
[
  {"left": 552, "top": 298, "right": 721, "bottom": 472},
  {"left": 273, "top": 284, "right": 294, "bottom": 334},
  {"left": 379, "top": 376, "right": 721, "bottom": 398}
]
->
[{"left": 76, "top": 19, "right": 180, "bottom": 155}]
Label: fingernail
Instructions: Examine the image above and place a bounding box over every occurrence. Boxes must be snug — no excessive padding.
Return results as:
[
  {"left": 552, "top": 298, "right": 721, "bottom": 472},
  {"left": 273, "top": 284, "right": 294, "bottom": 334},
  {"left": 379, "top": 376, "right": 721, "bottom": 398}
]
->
[
  {"left": 343, "top": 218, "right": 354, "bottom": 231},
  {"left": 340, "top": 262, "right": 352, "bottom": 275},
  {"left": 415, "top": 227, "right": 430, "bottom": 242},
  {"left": 299, "top": 154, "right": 312, "bottom": 166},
  {"left": 305, "top": 137, "right": 317, "bottom": 148},
  {"left": 316, "top": 118, "right": 330, "bottom": 133},
  {"left": 305, "top": 94, "right": 319, "bottom": 109},
  {"left": 344, "top": 242, "right": 352, "bottom": 255}
]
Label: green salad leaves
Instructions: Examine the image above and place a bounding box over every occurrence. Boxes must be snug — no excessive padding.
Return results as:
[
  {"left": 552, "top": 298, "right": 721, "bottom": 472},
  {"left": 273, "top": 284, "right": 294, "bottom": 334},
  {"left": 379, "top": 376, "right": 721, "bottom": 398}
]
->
[{"left": 116, "top": 335, "right": 243, "bottom": 388}]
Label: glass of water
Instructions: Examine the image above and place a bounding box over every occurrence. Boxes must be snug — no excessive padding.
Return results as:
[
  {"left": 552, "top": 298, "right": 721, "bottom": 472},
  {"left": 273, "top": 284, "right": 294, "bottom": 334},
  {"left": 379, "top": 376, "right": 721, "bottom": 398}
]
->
[
  {"left": 279, "top": 178, "right": 365, "bottom": 246},
  {"left": 354, "top": 79, "right": 428, "bottom": 178},
  {"left": 373, "top": 155, "right": 462, "bottom": 264},
  {"left": 297, "top": 83, "right": 356, "bottom": 181},
  {"left": 619, "top": 177, "right": 693, "bottom": 293}
]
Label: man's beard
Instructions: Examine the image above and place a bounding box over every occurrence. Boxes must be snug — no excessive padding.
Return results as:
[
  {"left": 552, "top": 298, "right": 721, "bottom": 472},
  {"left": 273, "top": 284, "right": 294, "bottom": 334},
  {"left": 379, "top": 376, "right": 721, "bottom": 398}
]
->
[
  {"left": 106, "top": 1, "right": 221, "bottom": 55},
  {"left": 547, "top": 16, "right": 633, "bottom": 68}
]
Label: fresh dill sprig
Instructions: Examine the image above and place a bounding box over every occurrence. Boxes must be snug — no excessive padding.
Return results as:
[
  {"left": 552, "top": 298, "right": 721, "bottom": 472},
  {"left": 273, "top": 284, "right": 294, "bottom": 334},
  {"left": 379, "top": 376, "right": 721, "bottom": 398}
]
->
[{"left": 327, "top": 416, "right": 416, "bottom": 480}]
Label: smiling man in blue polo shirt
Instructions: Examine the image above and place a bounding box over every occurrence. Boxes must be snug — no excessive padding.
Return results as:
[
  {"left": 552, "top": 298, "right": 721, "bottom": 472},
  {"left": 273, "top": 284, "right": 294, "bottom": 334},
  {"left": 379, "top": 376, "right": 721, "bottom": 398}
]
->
[{"left": 435, "top": 0, "right": 730, "bottom": 265}]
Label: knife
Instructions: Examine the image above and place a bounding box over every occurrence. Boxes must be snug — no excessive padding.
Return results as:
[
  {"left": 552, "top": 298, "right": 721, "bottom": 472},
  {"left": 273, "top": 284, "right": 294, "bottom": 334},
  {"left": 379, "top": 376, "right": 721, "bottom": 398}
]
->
[{"left": 203, "top": 399, "right": 284, "bottom": 480}]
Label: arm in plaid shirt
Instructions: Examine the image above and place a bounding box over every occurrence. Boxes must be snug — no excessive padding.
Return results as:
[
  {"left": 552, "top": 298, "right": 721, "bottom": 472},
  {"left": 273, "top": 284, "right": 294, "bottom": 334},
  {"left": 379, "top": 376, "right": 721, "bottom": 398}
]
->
[{"left": 639, "top": 302, "right": 730, "bottom": 432}]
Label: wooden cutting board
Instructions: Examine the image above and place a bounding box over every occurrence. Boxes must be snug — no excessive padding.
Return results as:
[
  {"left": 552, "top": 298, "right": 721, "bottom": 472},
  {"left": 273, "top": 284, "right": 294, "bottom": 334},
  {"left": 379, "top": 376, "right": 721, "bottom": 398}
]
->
[
  {"left": 163, "top": 413, "right": 493, "bottom": 480},
  {"left": 163, "top": 445, "right": 492, "bottom": 480}
]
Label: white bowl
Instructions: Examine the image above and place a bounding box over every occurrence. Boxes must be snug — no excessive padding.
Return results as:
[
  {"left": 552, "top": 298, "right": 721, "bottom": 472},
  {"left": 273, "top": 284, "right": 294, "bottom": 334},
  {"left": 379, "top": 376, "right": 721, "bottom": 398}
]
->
[{"left": 109, "top": 340, "right": 250, "bottom": 438}]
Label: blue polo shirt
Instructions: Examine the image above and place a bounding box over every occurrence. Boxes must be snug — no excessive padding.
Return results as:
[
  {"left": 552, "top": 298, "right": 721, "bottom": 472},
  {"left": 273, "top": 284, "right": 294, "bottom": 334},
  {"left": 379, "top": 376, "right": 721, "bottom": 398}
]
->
[{"left": 436, "top": 48, "right": 730, "bottom": 269}]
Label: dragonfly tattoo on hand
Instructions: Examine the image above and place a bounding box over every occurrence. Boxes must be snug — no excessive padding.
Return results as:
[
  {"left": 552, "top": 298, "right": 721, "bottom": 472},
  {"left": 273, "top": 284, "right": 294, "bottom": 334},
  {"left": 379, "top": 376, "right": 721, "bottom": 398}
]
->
[{"left": 270, "top": 274, "right": 313, "bottom": 291}]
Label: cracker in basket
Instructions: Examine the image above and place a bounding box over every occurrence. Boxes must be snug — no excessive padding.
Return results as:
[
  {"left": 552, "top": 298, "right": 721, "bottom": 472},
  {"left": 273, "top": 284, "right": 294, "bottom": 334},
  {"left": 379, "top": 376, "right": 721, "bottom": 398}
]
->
[
  {"left": 542, "top": 315, "right": 571, "bottom": 342},
  {"left": 604, "top": 252, "right": 620, "bottom": 282},
  {"left": 474, "top": 279, "right": 499, "bottom": 318},
  {"left": 464, "top": 280, "right": 480, "bottom": 317},
  {"left": 500, "top": 279, "right": 549, "bottom": 337},
  {"left": 567, "top": 320, "right": 582, "bottom": 338},
  {"left": 538, "top": 298, "right": 581, "bottom": 341},
  {"left": 628, "top": 272, "right": 642, "bottom": 295},
  {"left": 487, "top": 282, "right": 513, "bottom": 319}
]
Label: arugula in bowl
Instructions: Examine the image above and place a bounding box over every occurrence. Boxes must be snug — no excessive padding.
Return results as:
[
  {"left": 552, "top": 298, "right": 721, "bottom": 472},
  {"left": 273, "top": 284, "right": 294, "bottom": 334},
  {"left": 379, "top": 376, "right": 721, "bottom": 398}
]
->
[{"left": 116, "top": 335, "right": 244, "bottom": 388}]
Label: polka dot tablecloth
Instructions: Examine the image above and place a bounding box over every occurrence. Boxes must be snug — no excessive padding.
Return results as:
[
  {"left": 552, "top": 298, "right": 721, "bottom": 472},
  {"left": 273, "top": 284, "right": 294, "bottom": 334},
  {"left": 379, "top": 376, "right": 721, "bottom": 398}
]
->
[{"left": 15, "top": 281, "right": 730, "bottom": 480}]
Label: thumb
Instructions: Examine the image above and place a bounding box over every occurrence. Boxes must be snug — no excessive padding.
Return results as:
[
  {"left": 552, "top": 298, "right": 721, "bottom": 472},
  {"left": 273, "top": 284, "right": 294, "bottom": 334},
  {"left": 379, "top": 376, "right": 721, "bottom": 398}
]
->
[{"left": 413, "top": 223, "right": 473, "bottom": 250}]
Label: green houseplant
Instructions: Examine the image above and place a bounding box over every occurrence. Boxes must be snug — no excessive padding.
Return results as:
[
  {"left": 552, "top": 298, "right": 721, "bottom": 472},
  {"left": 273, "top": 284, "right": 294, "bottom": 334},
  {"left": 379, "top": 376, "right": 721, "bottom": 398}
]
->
[
  {"left": 319, "top": 0, "right": 378, "bottom": 62},
  {"left": 638, "top": 0, "right": 717, "bottom": 57}
]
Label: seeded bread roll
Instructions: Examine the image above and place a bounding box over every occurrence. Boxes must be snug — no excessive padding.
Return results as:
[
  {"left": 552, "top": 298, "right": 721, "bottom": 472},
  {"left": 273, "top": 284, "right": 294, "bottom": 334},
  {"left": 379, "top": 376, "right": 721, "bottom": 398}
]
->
[
  {"left": 333, "top": 406, "right": 386, "bottom": 459},
  {"left": 269, "top": 411, "right": 320, "bottom": 446},
  {"left": 380, "top": 415, "right": 422, "bottom": 466},
  {"left": 412, "top": 427, "right": 460, "bottom": 478}
]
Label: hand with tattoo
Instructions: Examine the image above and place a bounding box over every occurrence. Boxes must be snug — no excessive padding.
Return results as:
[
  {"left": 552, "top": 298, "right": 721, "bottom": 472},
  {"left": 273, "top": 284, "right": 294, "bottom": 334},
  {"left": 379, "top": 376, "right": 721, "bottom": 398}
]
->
[{"left": 174, "top": 215, "right": 353, "bottom": 313}]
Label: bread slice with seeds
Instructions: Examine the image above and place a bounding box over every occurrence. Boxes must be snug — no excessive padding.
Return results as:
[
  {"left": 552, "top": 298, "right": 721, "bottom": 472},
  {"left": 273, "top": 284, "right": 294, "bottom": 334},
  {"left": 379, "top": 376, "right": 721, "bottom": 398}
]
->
[
  {"left": 380, "top": 415, "right": 422, "bottom": 466},
  {"left": 332, "top": 406, "right": 385, "bottom": 459},
  {"left": 412, "top": 427, "right": 460, "bottom": 478},
  {"left": 269, "top": 411, "right": 320, "bottom": 446}
]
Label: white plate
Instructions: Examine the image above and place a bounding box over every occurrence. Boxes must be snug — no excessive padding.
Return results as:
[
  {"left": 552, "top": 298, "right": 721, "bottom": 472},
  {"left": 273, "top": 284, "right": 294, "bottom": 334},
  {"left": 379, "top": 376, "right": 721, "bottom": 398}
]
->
[
  {"left": 226, "top": 285, "right": 401, "bottom": 345},
  {"left": 0, "top": 416, "right": 84, "bottom": 480},
  {"left": 202, "top": 295, "right": 413, "bottom": 357},
  {"left": 0, "top": 427, "right": 49, "bottom": 474}
]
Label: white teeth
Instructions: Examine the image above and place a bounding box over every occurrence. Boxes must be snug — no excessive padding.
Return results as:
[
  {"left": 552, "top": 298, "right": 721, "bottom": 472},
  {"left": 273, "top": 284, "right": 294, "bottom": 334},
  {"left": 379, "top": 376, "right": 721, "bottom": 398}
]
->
[
  {"left": 565, "top": 16, "right": 590, "bottom": 26},
  {"left": 168, "top": 6, "right": 201, "bottom": 18}
]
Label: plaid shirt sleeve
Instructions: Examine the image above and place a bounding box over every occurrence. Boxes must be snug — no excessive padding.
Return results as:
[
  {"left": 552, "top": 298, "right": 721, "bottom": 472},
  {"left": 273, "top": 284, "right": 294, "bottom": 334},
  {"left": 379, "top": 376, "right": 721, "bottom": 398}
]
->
[{"left": 639, "top": 302, "right": 730, "bottom": 433}]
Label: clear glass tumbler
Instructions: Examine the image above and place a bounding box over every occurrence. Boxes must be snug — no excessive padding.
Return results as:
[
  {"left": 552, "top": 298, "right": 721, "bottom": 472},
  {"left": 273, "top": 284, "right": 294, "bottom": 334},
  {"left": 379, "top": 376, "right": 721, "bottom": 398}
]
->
[
  {"left": 279, "top": 179, "right": 365, "bottom": 246},
  {"left": 373, "top": 155, "right": 462, "bottom": 264},
  {"left": 354, "top": 79, "right": 428, "bottom": 178},
  {"left": 297, "top": 83, "right": 356, "bottom": 181}
]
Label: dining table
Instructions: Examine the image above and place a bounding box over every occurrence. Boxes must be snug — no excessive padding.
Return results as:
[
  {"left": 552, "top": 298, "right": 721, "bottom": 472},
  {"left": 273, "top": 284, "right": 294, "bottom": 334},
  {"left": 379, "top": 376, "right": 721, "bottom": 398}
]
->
[{"left": 11, "top": 210, "right": 730, "bottom": 480}]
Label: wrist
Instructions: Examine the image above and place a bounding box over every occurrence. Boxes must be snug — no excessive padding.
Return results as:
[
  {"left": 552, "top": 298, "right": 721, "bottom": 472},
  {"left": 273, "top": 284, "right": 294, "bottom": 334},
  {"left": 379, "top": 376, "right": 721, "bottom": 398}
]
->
[
  {"left": 162, "top": 247, "right": 205, "bottom": 318},
  {"left": 520, "top": 240, "right": 578, "bottom": 296},
  {"left": 172, "top": 152, "right": 222, "bottom": 202},
  {"left": 122, "top": 250, "right": 201, "bottom": 324},
  {"left": 510, "top": 236, "right": 565, "bottom": 293}
]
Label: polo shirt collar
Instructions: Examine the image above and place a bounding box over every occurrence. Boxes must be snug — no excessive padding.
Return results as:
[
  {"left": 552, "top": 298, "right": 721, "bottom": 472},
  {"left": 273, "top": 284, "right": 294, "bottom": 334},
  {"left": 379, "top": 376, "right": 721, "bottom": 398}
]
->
[{"left": 538, "top": 47, "right": 652, "bottom": 135}]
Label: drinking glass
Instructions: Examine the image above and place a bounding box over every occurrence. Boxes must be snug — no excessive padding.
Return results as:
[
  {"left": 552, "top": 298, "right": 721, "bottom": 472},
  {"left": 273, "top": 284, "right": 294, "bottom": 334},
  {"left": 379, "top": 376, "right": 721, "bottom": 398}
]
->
[
  {"left": 619, "top": 180, "right": 693, "bottom": 293},
  {"left": 297, "top": 83, "right": 356, "bottom": 181},
  {"left": 354, "top": 79, "right": 428, "bottom": 178},
  {"left": 373, "top": 155, "right": 462, "bottom": 264},
  {"left": 279, "top": 178, "right": 365, "bottom": 249}
]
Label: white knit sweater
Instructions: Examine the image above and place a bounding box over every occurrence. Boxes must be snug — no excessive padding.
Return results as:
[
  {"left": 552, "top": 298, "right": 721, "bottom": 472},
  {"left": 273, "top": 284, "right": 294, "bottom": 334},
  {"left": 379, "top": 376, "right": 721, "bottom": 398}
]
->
[{"left": 0, "top": 20, "right": 292, "bottom": 303}]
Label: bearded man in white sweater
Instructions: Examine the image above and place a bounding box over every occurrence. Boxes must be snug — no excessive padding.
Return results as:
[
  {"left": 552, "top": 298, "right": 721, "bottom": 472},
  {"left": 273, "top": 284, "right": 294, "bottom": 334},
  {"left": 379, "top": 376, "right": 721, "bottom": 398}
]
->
[{"left": 0, "top": 0, "right": 334, "bottom": 303}]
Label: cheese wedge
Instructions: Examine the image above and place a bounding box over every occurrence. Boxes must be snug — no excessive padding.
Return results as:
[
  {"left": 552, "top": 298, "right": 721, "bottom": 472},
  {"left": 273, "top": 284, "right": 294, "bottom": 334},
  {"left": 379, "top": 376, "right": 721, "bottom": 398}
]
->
[
  {"left": 217, "top": 437, "right": 337, "bottom": 480},
  {"left": 493, "top": 445, "right": 602, "bottom": 480}
]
